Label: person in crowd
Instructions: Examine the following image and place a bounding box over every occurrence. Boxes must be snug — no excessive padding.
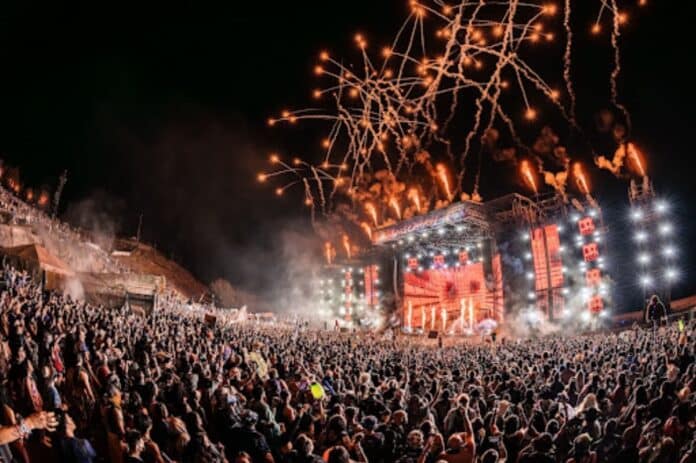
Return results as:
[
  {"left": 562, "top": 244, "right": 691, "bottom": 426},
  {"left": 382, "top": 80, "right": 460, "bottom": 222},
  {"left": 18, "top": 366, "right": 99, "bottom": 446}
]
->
[{"left": 0, "top": 262, "right": 694, "bottom": 463}]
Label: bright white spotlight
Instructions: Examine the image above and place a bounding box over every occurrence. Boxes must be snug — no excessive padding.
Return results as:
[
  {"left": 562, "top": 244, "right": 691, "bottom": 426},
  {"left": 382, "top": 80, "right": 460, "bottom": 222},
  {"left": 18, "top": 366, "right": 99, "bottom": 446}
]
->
[
  {"left": 655, "top": 201, "right": 668, "bottom": 213},
  {"left": 640, "top": 275, "right": 653, "bottom": 286},
  {"left": 422, "top": 232, "right": 429, "bottom": 238},
  {"left": 562, "top": 308, "right": 571, "bottom": 317},
  {"left": 408, "top": 235, "right": 415, "bottom": 242},
  {"left": 522, "top": 232, "right": 530, "bottom": 241},
  {"left": 528, "top": 291, "right": 536, "bottom": 300},
  {"left": 557, "top": 225, "right": 564, "bottom": 233},
  {"left": 575, "top": 234, "right": 583, "bottom": 241},
  {"left": 526, "top": 272, "right": 534, "bottom": 280},
  {"left": 524, "top": 252, "right": 532, "bottom": 260},
  {"left": 637, "top": 253, "right": 651, "bottom": 264},
  {"left": 634, "top": 231, "right": 648, "bottom": 242},
  {"left": 599, "top": 310, "right": 609, "bottom": 318},
  {"left": 631, "top": 209, "right": 644, "bottom": 221},
  {"left": 662, "top": 246, "right": 675, "bottom": 258},
  {"left": 404, "top": 253, "right": 411, "bottom": 259},
  {"left": 580, "top": 311, "right": 591, "bottom": 322},
  {"left": 588, "top": 209, "right": 597, "bottom": 218},
  {"left": 438, "top": 228, "right": 446, "bottom": 235},
  {"left": 559, "top": 246, "right": 566, "bottom": 253},
  {"left": 665, "top": 268, "right": 678, "bottom": 281},
  {"left": 659, "top": 224, "right": 673, "bottom": 236},
  {"left": 428, "top": 251, "right": 435, "bottom": 257},
  {"left": 456, "top": 225, "right": 464, "bottom": 232},
  {"left": 417, "top": 266, "right": 424, "bottom": 272},
  {"left": 561, "top": 287, "right": 570, "bottom": 295},
  {"left": 571, "top": 213, "right": 580, "bottom": 222}
]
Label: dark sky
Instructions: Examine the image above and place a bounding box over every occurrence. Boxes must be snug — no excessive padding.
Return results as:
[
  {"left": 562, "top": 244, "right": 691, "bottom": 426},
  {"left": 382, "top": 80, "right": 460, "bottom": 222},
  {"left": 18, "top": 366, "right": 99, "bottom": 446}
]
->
[{"left": 0, "top": 1, "right": 693, "bottom": 310}]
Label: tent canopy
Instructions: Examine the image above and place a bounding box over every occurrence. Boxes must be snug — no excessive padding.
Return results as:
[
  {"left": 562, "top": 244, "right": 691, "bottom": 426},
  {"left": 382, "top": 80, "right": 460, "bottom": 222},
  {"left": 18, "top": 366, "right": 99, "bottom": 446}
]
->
[{"left": 2, "top": 244, "right": 75, "bottom": 276}]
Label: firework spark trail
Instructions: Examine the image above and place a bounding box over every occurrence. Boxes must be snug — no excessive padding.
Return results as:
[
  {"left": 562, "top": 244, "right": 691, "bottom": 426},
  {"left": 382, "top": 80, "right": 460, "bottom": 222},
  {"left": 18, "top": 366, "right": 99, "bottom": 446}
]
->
[
  {"left": 262, "top": 0, "right": 640, "bottom": 232},
  {"left": 520, "top": 159, "right": 538, "bottom": 194},
  {"left": 389, "top": 196, "right": 403, "bottom": 219},
  {"left": 407, "top": 187, "right": 422, "bottom": 213},
  {"left": 365, "top": 202, "right": 379, "bottom": 227},
  {"left": 609, "top": 0, "right": 632, "bottom": 134},
  {"left": 342, "top": 234, "right": 352, "bottom": 259},
  {"left": 573, "top": 162, "right": 590, "bottom": 194},
  {"left": 563, "top": 0, "right": 577, "bottom": 121},
  {"left": 360, "top": 222, "right": 373, "bottom": 240}
]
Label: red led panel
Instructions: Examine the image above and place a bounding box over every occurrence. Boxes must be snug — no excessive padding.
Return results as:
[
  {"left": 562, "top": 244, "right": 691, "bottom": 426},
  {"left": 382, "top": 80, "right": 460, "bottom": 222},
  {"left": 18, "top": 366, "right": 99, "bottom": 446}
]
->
[
  {"left": 582, "top": 243, "right": 599, "bottom": 262},
  {"left": 588, "top": 296, "right": 604, "bottom": 314},
  {"left": 531, "top": 224, "right": 564, "bottom": 291},
  {"left": 578, "top": 217, "right": 596, "bottom": 236},
  {"left": 585, "top": 268, "right": 602, "bottom": 286}
]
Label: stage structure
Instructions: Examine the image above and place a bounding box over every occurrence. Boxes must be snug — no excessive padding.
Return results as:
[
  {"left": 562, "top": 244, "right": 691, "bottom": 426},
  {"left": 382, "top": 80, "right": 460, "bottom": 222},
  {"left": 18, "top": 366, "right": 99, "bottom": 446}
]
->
[
  {"left": 318, "top": 192, "right": 611, "bottom": 333},
  {"left": 379, "top": 192, "right": 610, "bottom": 333},
  {"left": 629, "top": 176, "right": 678, "bottom": 304}
]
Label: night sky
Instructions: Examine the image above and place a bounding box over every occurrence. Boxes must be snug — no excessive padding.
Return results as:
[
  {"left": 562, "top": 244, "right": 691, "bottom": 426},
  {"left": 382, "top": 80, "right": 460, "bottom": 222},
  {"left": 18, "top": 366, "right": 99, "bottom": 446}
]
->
[{"left": 0, "top": 1, "right": 693, "bottom": 311}]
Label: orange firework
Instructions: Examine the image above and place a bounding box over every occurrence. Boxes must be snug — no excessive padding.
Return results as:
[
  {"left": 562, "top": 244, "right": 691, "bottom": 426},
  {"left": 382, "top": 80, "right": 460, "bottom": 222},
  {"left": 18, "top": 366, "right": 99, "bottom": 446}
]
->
[
  {"left": 520, "top": 160, "right": 538, "bottom": 194},
  {"left": 626, "top": 142, "right": 646, "bottom": 177},
  {"left": 573, "top": 162, "right": 590, "bottom": 194},
  {"left": 407, "top": 187, "right": 422, "bottom": 213},
  {"left": 360, "top": 222, "right": 373, "bottom": 240},
  {"left": 324, "top": 242, "right": 334, "bottom": 265},
  {"left": 435, "top": 164, "right": 453, "bottom": 201},
  {"left": 365, "top": 202, "right": 378, "bottom": 227},
  {"left": 37, "top": 191, "right": 49, "bottom": 207},
  {"left": 389, "top": 196, "right": 402, "bottom": 219},
  {"left": 342, "top": 234, "right": 352, "bottom": 259}
]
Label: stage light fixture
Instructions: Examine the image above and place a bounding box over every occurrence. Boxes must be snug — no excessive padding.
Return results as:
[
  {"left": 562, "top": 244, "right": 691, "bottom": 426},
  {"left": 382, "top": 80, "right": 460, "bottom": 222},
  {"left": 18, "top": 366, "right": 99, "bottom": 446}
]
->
[
  {"left": 437, "top": 228, "right": 446, "bottom": 235},
  {"left": 571, "top": 213, "right": 580, "bottom": 222},
  {"left": 665, "top": 268, "right": 678, "bottom": 281},
  {"left": 631, "top": 209, "right": 643, "bottom": 221},
  {"left": 522, "top": 232, "right": 530, "bottom": 241},
  {"left": 561, "top": 287, "right": 569, "bottom": 295},
  {"left": 634, "top": 231, "right": 647, "bottom": 242},
  {"left": 588, "top": 209, "right": 597, "bottom": 218},
  {"left": 524, "top": 252, "right": 532, "bottom": 260},
  {"left": 580, "top": 312, "right": 591, "bottom": 322},
  {"left": 408, "top": 235, "right": 415, "bottom": 242},
  {"left": 526, "top": 272, "right": 534, "bottom": 280},
  {"left": 557, "top": 225, "right": 564, "bottom": 233},
  {"left": 659, "top": 223, "right": 672, "bottom": 236},
  {"left": 655, "top": 201, "right": 668, "bottom": 213},
  {"left": 456, "top": 225, "right": 464, "bottom": 232},
  {"left": 527, "top": 291, "right": 536, "bottom": 300},
  {"left": 637, "top": 253, "right": 650, "bottom": 264},
  {"left": 662, "top": 246, "right": 675, "bottom": 257},
  {"left": 640, "top": 275, "right": 652, "bottom": 286}
]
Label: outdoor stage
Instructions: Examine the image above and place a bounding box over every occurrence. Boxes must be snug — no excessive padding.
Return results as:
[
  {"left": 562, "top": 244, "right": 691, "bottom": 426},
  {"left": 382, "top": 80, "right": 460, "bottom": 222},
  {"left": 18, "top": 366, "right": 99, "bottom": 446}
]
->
[{"left": 319, "top": 192, "right": 610, "bottom": 335}]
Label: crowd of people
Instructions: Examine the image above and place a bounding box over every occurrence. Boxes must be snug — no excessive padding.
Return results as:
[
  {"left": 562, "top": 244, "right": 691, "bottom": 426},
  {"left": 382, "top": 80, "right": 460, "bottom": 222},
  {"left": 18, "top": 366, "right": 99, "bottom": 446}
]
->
[
  {"left": 0, "top": 185, "right": 126, "bottom": 274},
  {"left": 1, "top": 263, "right": 695, "bottom": 463}
]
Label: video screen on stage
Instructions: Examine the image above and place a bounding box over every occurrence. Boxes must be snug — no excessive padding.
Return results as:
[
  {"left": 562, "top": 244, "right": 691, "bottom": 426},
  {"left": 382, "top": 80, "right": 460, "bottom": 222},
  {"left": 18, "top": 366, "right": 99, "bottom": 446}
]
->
[{"left": 403, "top": 255, "right": 503, "bottom": 331}]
